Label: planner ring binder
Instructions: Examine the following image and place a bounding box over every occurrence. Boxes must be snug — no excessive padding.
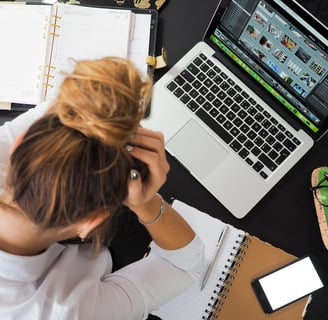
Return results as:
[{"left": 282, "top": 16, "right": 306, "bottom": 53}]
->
[{"left": 202, "top": 234, "right": 250, "bottom": 320}]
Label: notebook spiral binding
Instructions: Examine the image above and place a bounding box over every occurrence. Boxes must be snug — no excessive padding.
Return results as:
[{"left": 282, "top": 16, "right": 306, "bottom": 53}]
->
[{"left": 202, "top": 234, "right": 251, "bottom": 320}]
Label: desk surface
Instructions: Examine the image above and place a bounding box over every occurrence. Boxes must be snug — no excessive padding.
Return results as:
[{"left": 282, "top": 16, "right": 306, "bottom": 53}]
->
[
  {"left": 155, "top": 1, "right": 328, "bottom": 319},
  {"left": 1, "top": 1, "right": 328, "bottom": 319}
]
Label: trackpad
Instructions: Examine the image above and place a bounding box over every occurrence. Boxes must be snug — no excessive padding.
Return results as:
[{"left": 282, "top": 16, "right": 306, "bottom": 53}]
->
[{"left": 167, "top": 120, "right": 228, "bottom": 179}]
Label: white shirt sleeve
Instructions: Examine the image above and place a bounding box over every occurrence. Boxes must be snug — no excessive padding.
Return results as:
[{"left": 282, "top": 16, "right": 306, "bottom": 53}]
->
[
  {"left": 97, "top": 235, "right": 205, "bottom": 320},
  {"left": 0, "top": 102, "right": 49, "bottom": 193}
]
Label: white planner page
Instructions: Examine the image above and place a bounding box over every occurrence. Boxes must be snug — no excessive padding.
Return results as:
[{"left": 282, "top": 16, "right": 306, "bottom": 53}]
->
[
  {"left": 152, "top": 200, "right": 246, "bottom": 320},
  {"left": 0, "top": 4, "right": 53, "bottom": 105},
  {"left": 127, "top": 12, "right": 152, "bottom": 76},
  {"left": 47, "top": 4, "right": 132, "bottom": 100}
]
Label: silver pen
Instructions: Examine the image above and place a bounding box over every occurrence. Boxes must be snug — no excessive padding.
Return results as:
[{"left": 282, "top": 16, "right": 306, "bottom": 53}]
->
[{"left": 200, "top": 226, "right": 228, "bottom": 291}]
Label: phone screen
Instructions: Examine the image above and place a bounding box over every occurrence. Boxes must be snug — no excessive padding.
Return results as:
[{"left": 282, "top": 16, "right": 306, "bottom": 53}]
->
[{"left": 253, "top": 256, "right": 324, "bottom": 313}]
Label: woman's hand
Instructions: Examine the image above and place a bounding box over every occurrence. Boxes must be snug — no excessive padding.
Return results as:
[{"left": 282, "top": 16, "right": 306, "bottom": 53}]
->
[{"left": 124, "top": 127, "right": 169, "bottom": 210}]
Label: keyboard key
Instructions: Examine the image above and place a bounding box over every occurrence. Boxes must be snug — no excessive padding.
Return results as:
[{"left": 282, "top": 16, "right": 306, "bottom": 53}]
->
[
  {"left": 234, "top": 94, "right": 243, "bottom": 103},
  {"left": 196, "top": 96, "right": 205, "bottom": 105},
  {"left": 233, "top": 117, "right": 243, "bottom": 127},
  {"left": 259, "top": 154, "right": 277, "bottom": 171},
  {"left": 193, "top": 80, "right": 202, "bottom": 89},
  {"left": 230, "top": 127, "right": 240, "bottom": 137},
  {"left": 200, "top": 63, "right": 210, "bottom": 72},
  {"left": 249, "top": 97, "right": 256, "bottom": 105},
  {"left": 241, "top": 100, "right": 250, "bottom": 109},
  {"left": 187, "top": 63, "right": 200, "bottom": 75},
  {"left": 218, "top": 91, "right": 227, "bottom": 100},
  {"left": 196, "top": 109, "right": 233, "bottom": 143},
  {"left": 187, "top": 100, "right": 199, "bottom": 112},
  {"left": 241, "top": 91, "right": 249, "bottom": 99},
  {"left": 272, "top": 141, "right": 283, "bottom": 152},
  {"left": 238, "top": 110, "right": 247, "bottom": 119},
  {"left": 207, "top": 70, "right": 216, "bottom": 78},
  {"left": 260, "top": 171, "right": 268, "bottom": 179},
  {"left": 180, "top": 94, "right": 191, "bottom": 104},
  {"left": 193, "top": 57, "right": 202, "bottom": 66},
  {"left": 190, "top": 89, "right": 198, "bottom": 98},
  {"left": 253, "top": 161, "right": 264, "bottom": 172},
  {"left": 181, "top": 70, "right": 195, "bottom": 83},
  {"left": 226, "top": 111, "right": 236, "bottom": 120},
  {"left": 230, "top": 140, "right": 242, "bottom": 152},
  {"left": 240, "top": 124, "right": 249, "bottom": 133},
  {"left": 197, "top": 72, "right": 206, "bottom": 81},
  {"left": 219, "top": 107, "right": 229, "bottom": 117},
  {"left": 220, "top": 72, "right": 228, "bottom": 79},
  {"left": 247, "top": 130, "right": 256, "bottom": 139},
  {"left": 203, "top": 102, "right": 212, "bottom": 111},
  {"left": 234, "top": 84, "right": 242, "bottom": 92},
  {"left": 261, "top": 143, "right": 270, "bottom": 153},
  {"left": 174, "top": 75, "right": 185, "bottom": 86},
  {"left": 268, "top": 149, "right": 278, "bottom": 160},
  {"left": 239, "top": 148, "right": 249, "bottom": 159},
  {"left": 167, "top": 81, "right": 177, "bottom": 91},
  {"left": 223, "top": 120, "right": 233, "bottom": 130},
  {"left": 293, "top": 137, "right": 301, "bottom": 145},
  {"left": 224, "top": 97, "right": 234, "bottom": 106},
  {"left": 213, "top": 75, "right": 223, "bottom": 84},
  {"left": 206, "top": 92, "right": 215, "bottom": 102},
  {"left": 173, "top": 87, "right": 184, "bottom": 98},
  {"left": 254, "top": 137, "right": 264, "bottom": 146},
  {"left": 220, "top": 82, "right": 229, "bottom": 91},
  {"left": 199, "top": 86, "right": 209, "bottom": 95},
  {"left": 182, "top": 82, "right": 192, "bottom": 92},
  {"left": 237, "top": 133, "right": 247, "bottom": 143},
  {"left": 209, "top": 108, "right": 219, "bottom": 117},
  {"left": 251, "top": 146, "right": 261, "bottom": 156},
  {"left": 262, "top": 119, "right": 271, "bottom": 128},
  {"left": 283, "top": 139, "right": 296, "bottom": 151},
  {"left": 210, "top": 84, "right": 220, "bottom": 94},
  {"left": 245, "top": 140, "right": 254, "bottom": 150},
  {"left": 246, "top": 158, "right": 254, "bottom": 166},
  {"left": 227, "top": 88, "right": 237, "bottom": 97}
]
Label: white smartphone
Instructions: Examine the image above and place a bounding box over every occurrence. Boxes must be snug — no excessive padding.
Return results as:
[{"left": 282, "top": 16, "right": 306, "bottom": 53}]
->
[{"left": 251, "top": 255, "right": 325, "bottom": 313}]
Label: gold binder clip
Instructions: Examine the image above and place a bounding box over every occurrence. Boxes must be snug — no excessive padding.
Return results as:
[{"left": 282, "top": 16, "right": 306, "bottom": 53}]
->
[{"left": 146, "top": 47, "right": 167, "bottom": 69}]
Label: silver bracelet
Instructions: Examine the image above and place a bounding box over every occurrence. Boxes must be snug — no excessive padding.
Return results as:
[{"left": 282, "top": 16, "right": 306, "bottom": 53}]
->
[{"left": 138, "top": 193, "right": 166, "bottom": 226}]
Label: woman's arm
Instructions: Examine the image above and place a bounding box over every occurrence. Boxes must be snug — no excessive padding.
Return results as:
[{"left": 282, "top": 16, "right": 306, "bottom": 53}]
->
[{"left": 124, "top": 127, "right": 196, "bottom": 250}]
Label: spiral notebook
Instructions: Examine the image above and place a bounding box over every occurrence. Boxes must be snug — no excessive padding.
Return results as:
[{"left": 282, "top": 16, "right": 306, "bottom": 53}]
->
[
  {"left": 0, "top": 3, "right": 157, "bottom": 108},
  {"left": 152, "top": 200, "right": 309, "bottom": 320}
]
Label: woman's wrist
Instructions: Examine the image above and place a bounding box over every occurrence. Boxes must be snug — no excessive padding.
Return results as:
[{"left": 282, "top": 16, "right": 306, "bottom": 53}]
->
[{"left": 129, "top": 193, "right": 165, "bottom": 226}]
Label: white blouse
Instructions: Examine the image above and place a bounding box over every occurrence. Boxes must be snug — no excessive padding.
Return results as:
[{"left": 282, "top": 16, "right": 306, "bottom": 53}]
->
[{"left": 0, "top": 104, "right": 205, "bottom": 320}]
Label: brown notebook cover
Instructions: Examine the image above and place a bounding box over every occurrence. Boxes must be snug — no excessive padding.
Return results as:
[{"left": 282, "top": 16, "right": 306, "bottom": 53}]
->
[
  {"left": 215, "top": 234, "right": 308, "bottom": 320},
  {"left": 151, "top": 200, "right": 308, "bottom": 320}
]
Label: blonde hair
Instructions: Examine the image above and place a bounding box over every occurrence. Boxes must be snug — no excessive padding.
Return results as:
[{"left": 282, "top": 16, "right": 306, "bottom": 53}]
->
[{"left": 4, "top": 57, "right": 152, "bottom": 252}]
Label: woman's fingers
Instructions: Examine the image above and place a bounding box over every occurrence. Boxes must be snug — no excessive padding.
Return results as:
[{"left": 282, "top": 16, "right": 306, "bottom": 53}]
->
[{"left": 123, "top": 128, "right": 170, "bottom": 208}]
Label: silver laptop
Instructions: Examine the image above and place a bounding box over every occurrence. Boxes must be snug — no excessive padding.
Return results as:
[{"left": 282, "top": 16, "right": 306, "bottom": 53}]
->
[{"left": 142, "top": 0, "right": 328, "bottom": 218}]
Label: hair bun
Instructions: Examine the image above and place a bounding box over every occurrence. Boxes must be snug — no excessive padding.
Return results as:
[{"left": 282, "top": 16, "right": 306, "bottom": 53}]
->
[{"left": 54, "top": 57, "right": 152, "bottom": 146}]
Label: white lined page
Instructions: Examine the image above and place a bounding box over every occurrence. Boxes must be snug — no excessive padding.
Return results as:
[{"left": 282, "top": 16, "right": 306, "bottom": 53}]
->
[
  {"left": 47, "top": 4, "right": 132, "bottom": 101},
  {"left": 152, "top": 200, "right": 246, "bottom": 320},
  {"left": 0, "top": 4, "right": 53, "bottom": 105}
]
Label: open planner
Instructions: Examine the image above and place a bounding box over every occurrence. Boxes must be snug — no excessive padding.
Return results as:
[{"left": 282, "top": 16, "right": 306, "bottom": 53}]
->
[
  {"left": 152, "top": 200, "right": 309, "bottom": 320},
  {"left": 0, "top": 3, "right": 157, "bottom": 108}
]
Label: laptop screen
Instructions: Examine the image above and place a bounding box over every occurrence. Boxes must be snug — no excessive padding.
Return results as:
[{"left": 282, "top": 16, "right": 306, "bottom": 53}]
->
[{"left": 205, "top": 0, "right": 328, "bottom": 139}]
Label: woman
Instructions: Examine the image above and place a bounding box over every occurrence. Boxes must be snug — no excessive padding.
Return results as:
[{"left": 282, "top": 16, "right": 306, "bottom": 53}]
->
[{"left": 0, "top": 57, "right": 204, "bottom": 319}]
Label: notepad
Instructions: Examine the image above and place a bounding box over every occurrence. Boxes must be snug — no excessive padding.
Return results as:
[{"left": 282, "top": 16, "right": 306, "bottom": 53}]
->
[
  {"left": 0, "top": 3, "right": 154, "bottom": 107},
  {"left": 152, "top": 200, "right": 309, "bottom": 320}
]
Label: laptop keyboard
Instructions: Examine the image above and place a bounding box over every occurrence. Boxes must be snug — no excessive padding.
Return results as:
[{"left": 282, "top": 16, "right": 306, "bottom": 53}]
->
[{"left": 166, "top": 53, "right": 301, "bottom": 179}]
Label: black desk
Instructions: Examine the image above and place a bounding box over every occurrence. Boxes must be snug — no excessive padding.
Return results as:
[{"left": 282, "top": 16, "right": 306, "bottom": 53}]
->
[
  {"left": 1, "top": 1, "right": 327, "bottom": 318},
  {"left": 155, "top": 1, "right": 328, "bottom": 319}
]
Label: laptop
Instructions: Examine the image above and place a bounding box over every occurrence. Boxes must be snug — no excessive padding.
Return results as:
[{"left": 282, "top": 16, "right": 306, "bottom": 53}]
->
[{"left": 142, "top": 0, "right": 328, "bottom": 218}]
